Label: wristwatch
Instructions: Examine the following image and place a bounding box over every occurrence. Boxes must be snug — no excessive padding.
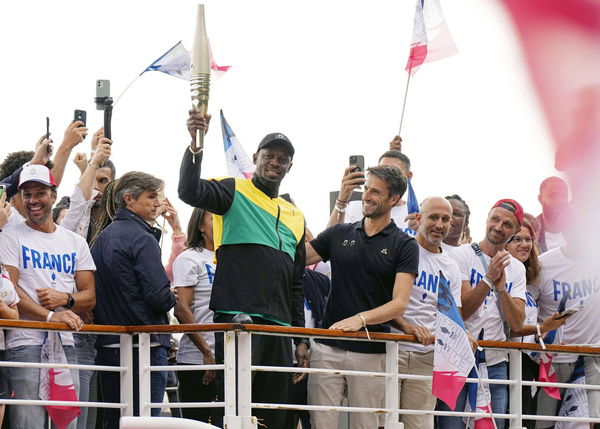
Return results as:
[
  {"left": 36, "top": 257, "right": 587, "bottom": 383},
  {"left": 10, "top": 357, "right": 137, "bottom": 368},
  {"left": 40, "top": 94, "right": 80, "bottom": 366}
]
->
[{"left": 65, "top": 293, "right": 75, "bottom": 309}]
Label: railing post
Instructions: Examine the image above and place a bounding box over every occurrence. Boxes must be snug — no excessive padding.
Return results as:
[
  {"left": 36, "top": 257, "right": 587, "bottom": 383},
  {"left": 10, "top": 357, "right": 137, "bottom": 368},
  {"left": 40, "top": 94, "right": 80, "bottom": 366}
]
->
[
  {"left": 120, "top": 333, "right": 134, "bottom": 417},
  {"left": 237, "top": 331, "right": 257, "bottom": 429},
  {"left": 138, "top": 333, "right": 152, "bottom": 417},
  {"left": 384, "top": 340, "right": 403, "bottom": 429},
  {"left": 223, "top": 329, "right": 242, "bottom": 429},
  {"left": 508, "top": 349, "right": 523, "bottom": 429}
]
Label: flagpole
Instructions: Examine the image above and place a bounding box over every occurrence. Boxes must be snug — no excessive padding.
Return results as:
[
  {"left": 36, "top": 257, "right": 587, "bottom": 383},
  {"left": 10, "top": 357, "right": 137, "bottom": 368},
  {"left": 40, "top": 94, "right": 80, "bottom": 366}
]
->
[
  {"left": 398, "top": 69, "right": 412, "bottom": 136},
  {"left": 472, "top": 361, "right": 499, "bottom": 429},
  {"left": 113, "top": 75, "right": 142, "bottom": 106}
]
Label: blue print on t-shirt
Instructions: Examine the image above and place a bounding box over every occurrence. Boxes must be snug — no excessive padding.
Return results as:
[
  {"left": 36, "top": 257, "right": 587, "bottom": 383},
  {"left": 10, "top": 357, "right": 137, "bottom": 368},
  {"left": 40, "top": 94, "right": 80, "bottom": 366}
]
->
[
  {"left": 21, "top": 245, "right": 77, "bottom": 274},
  {"left": 552, "top": 276, "right": 600, "bottom": 302}
]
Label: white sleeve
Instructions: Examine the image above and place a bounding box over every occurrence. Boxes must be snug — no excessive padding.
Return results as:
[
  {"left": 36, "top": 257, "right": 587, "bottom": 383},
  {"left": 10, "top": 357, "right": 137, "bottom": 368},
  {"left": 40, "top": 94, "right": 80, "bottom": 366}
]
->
[
  {"left": 172, "top": 252, "right": 200, "bottom": 287},
  {"left": 74, "top": 236, "right": 96, "bottom": 272},
  {"left": 345, "top": 201, "right": 362, "bottom": 224},
  {"left": 0, "top": 230, "right": 20, "bottom": 268},
  {"left": 60, "top": 186, "right": 97, "bottom": 238}
]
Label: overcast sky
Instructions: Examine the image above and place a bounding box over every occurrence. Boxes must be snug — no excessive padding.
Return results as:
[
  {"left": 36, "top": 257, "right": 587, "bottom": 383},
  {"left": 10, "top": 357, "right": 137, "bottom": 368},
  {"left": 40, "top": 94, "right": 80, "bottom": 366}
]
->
[{"left": 0, "top": 0, "right": 560, "bottom": 245}]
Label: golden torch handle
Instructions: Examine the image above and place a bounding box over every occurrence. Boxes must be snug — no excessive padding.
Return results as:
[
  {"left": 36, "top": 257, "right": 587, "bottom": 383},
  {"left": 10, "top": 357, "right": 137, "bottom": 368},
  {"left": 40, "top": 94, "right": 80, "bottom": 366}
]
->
[{"left": 191, "top": 73, "right": 210, "bottom": 149}]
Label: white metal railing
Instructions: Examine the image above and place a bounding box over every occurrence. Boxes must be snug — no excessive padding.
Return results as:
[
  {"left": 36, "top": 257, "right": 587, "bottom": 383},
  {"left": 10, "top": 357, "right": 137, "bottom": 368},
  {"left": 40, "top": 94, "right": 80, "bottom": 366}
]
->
[{"left": 0, "top": 321, "right": 599, "bottom": 429}]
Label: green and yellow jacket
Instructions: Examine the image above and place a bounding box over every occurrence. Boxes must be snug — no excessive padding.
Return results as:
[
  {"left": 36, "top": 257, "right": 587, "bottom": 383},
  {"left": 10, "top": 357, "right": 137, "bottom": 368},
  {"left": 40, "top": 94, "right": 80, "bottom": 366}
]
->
[{"left": 178, "top": 150, "right": 306, "bottom": 328}]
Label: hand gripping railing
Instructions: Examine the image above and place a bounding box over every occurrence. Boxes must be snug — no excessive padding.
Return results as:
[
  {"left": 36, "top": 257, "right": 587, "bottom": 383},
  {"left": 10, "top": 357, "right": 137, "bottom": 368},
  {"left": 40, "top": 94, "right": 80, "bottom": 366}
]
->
[{"left": 1, "top": 320, "right": 599, "bottom": 429}]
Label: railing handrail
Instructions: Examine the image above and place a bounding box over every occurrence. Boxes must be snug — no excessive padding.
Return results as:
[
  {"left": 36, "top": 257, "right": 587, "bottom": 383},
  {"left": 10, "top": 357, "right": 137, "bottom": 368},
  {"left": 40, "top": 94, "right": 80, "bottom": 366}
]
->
[{"left": 1, "top": 320, "right": 599, "bottom": 355}]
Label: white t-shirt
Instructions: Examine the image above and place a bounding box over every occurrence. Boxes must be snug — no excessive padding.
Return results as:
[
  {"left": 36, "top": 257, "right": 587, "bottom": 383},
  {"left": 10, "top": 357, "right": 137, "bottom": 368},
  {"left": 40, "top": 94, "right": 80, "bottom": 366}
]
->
[
  {"left": 396, "top": 244, "right": 462, "bottom": 352},
  {"left": 345, "top": 200, "right": 416, "bottom": 237},
  {"left": 509, "top": 284, "right": 539, "bottom": 345},
  {"left": 538, "top": 247, "right": 600, "bottom": 363},
  {"left": 172, "top": 247, "right": 216, "bottom": 365},
  {"left": 440, "top": 241, "right": 458, "bottom": 256},
  {"left": 544, "top": 231, "right": 566, "bottom": 252},
  {"left": 0, "top": 223, "right": 96, "bottom": 348},
  {"left": 452, "top": 243, "right": 527, "bottom": 365},
  {"left": 4, "top": 206, "right": 25, "bottom": 230},
  {"left": 0, "top": 266, "right": 20, "bottom": 350}
]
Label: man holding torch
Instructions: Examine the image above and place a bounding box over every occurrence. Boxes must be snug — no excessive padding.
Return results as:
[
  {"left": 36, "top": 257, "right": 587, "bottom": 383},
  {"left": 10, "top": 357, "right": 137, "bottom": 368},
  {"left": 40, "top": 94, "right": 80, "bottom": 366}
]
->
[{"left": 178, "top": 112, "right": 309, "bottom": 429}]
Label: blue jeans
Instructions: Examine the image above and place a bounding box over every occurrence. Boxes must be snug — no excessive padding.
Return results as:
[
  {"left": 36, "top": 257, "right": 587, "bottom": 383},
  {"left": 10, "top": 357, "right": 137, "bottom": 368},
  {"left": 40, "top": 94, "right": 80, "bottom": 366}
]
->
[
  {"left": 436, "top": 361, "right": 508, "bottom": 429},
  {"left": 74, "top": 333, "right": 97, "bottom": 429},
  {"left": 96, "top": 346, "right": 168, "bottom": 429},
  {"left": 6, "top": 344, "right": 80, "bottom": 429}
]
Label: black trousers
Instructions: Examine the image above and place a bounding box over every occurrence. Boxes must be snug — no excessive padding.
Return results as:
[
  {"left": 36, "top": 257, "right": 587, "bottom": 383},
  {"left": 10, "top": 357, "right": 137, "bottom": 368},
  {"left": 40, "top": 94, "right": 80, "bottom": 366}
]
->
[
  {"left": 177, "top": 366, "right": 217, "bottom": 423},
  {"left": 214, "top": 314, "right": 292, "bottom": 429}
]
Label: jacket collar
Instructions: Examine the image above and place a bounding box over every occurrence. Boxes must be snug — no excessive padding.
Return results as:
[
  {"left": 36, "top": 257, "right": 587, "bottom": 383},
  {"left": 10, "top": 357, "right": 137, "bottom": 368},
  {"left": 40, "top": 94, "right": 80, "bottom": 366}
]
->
[
  {"left": 356, "top": 218, "right": 397, "bottom": 237},
  {"left": 114, "top": 208, "right": 162, "bottom": 242}
]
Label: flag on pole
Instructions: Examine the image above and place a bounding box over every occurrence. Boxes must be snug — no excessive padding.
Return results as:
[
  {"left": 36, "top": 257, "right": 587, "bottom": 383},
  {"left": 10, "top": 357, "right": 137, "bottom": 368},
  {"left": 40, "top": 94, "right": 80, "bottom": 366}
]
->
[
  {"left": 220, "top": 110, "right": 255, "bottom": 179},
  {"left": 141, "top": 41, "right": 231, "bottom": 80},
  {"left": 405, "top": 0, "right": 458, "bottom": 75},
  {"left": 464, "top": 331, "right": 495, "bottom": 429},
  {"left": 432, "top": 272, "right": 475, "bottom": 410},
  {"left": 406, "top": 178, "right": 419, "bottom": 214},
  {"left": 142, "top": 41, "right": 192, "bottom": 80},
  {"left": 555, "top": 357, "right": 589, "bottom": 429}
]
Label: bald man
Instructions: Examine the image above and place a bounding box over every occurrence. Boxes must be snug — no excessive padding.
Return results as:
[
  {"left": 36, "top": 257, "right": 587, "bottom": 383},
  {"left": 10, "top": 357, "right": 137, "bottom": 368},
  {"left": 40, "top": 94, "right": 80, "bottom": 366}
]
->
[{"left": 392, "top": 197, "right": 463, "bottom": 429}]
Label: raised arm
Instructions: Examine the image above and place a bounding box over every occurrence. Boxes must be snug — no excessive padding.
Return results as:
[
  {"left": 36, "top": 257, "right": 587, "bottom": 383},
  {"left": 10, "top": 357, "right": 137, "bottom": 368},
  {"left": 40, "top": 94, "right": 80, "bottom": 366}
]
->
[
  {"left": 326, "top": 166, "right": 365, "bottom": 228},
  {"left": 51, "top": 121, "right": 88, "bottom": 187}
]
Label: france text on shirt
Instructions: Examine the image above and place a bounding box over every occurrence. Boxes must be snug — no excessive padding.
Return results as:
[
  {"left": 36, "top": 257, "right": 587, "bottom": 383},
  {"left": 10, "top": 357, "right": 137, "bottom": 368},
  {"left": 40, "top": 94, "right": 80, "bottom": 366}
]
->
[
  {"left": 21, "top": 245, "right": 77, "bottom": 274},
  {"left": 551, "top": 275, "right": 600, "bottom": 303}
]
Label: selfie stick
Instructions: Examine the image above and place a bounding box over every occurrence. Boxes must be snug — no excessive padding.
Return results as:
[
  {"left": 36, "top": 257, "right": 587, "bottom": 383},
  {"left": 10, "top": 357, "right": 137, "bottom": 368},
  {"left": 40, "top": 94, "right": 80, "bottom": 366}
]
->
[
  {"left": 94, "top": 96, "right": 113, "bottom": 141},
  {"left": 190, "top": 4, "right": 211, "bottom": 150}
]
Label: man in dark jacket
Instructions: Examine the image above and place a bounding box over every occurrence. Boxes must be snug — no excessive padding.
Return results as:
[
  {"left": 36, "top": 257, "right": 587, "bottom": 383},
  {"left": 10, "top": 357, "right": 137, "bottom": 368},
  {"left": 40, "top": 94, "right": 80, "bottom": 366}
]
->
[
  {"left": 92, "top": 171, "right": 176, "bottom": 428},
  {"left": 179, "top": 111, "right": 309, "bottom": 429}
]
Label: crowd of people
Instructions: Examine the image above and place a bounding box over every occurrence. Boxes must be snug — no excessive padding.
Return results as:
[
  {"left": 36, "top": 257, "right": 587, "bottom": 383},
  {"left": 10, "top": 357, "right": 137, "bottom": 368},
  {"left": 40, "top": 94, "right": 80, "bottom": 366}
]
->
[{"left": 0, "top": 111, "right": 597, "bottom": 429}]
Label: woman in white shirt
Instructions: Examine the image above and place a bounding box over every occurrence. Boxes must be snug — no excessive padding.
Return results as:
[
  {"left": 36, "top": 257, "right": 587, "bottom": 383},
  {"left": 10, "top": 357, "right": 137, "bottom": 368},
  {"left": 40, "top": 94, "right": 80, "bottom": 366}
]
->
[
  {"left": 505, "top": 218, "right": 565, "bottom": 429},
  {"left": 173, "top": 208, "right": 216, "bottom": 423}
]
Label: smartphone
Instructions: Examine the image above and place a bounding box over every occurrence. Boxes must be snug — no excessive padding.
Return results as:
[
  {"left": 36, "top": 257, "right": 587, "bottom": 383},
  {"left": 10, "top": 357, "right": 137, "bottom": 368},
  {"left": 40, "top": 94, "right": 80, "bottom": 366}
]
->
[
  {"left": 45, "top": 117, "right": 53, "bottom": 154},
  {"left": 349, "top": 155, "right": 365, "bottom": 172},
  {"left": 74, "top": 109, "right": 87, "bottom": 126},
  {"left": 0, "top": 184, "right": 6, "bottom": 200},
  {"left": 95, "top": 79, "right": 110, "bottom": 110},
  {"left": 556, "top": 307, "right": 582, "bottom": 319}
]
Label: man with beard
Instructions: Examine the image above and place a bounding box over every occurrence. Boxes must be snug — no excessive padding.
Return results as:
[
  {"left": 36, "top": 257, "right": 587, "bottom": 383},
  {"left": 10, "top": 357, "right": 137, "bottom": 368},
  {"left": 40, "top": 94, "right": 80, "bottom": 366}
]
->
[
  {"left": 437, "top": 199, "right": 526, "bottom": 429},
  {"left": 536, "top": 177, "right": 571, "bottom": 253},
  {"left": 0, "top": 165, "right": 96, "bottom": 429},
  {"left": 393, "top": 196, "right": 464, "bottom": 429},
  {"left": 305, "top": 165, "right": 419, "bottom": 429},
  {"left": 178, "top": 111, "right": 309, "bottom": 429}
]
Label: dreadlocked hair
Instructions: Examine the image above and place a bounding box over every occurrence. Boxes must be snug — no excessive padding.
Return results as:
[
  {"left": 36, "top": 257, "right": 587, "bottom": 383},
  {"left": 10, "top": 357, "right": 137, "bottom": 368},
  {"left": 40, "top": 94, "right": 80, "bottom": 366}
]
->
[{"left": 89, "top": 180, "right": 118, "bottom": 247}]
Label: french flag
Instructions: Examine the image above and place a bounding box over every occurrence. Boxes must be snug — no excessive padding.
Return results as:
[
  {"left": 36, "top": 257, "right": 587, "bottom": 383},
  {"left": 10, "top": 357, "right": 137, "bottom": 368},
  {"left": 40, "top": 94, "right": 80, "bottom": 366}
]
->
[
  {"left": 220, "top": 110, "right": 255, "bottom": 179},
  {"left": 406, "top": 178, "right": 419, "bottom": 214},
  {"left": 464, "top": 331, "right": 495, "bottom": 429},
  {"left": 432, "top": 271, "right": 474, "bottom": 410},
  {"left": 405, "top": 0, "right": 458, "bottom": 75}
]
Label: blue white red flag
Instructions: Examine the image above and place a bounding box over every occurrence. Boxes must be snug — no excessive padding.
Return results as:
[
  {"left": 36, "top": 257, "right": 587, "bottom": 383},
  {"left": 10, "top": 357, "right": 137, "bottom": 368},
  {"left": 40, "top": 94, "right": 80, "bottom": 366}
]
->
[
  {"left": 405, "top": 0, "right": 458, "bottom": 75},
  {"left": 220, "top": 110, "right": 255, "bottom": 179},
  {"left": 432, "top": 271, "right": 474, "bottom": 410},
  {"left": 555, "top": 356, "right": 589, "bottom": 429},
  {"left": 406, "top": 178, "right": 419, "bottom": 214},
  {"left": 142, "top": 41, "right": 231, "bottom": 80},
  {"left": 464, "top": 331, "right": 495, "bottom": 429}
]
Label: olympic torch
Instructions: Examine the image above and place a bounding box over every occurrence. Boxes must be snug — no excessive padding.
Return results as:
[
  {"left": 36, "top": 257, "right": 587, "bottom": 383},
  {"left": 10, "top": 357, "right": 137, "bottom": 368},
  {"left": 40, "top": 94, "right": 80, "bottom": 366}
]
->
[{"left": 190, "top": 4, "right": 211, "bottom": 149}]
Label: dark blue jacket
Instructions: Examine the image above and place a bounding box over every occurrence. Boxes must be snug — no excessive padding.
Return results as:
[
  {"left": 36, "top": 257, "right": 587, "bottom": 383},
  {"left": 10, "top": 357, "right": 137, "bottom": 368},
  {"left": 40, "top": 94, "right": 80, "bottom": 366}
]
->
[{"left": 91, "top": 208, "right": 176, "bottom": 347}]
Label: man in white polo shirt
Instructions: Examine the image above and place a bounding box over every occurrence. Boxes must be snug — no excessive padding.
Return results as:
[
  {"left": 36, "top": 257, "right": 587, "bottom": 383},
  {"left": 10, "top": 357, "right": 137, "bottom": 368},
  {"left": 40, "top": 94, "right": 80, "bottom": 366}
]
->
[
  {"left": 437, "top": 199, "right": 527, "bottom": 429},
  {"left": 0, "top": 165, "right": 95, "bottom": 429},
  {"left": 393, "top": 196, "right": 463, "bottom": 429}
]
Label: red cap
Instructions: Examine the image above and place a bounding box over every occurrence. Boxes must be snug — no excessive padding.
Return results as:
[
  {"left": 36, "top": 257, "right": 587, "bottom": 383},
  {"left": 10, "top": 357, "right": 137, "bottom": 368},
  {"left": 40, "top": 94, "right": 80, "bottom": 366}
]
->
[{"left": 492, "top": 199, "right": 524, "bottom": 225}]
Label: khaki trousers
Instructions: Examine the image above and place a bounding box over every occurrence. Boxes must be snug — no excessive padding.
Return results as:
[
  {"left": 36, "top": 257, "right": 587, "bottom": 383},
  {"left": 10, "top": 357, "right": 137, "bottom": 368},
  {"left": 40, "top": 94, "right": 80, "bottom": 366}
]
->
[
  {"left": 397, "top": 350, "right": 435, "bottom": 429},
  {"left": 308, "top": 341, "right": 385, "bottom": 429}
]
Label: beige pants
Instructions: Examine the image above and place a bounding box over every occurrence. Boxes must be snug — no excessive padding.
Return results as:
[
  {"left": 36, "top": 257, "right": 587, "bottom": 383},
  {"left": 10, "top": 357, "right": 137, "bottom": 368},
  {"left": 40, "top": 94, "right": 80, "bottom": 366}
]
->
[
  {"left": 308, "top": 341, "right": 385, "bottom": 429},
  {"left": 397, "top": 350, "right": 435, "bottom": 429}
]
